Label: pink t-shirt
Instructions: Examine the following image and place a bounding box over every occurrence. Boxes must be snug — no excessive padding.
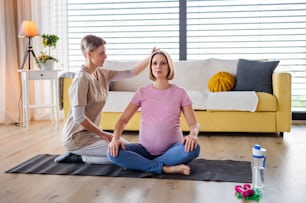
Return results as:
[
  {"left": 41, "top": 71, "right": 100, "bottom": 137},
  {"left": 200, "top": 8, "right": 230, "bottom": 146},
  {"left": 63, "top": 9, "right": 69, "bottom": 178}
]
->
[{"left": 130, "top": 84, "right": 192, "bottom": 155}]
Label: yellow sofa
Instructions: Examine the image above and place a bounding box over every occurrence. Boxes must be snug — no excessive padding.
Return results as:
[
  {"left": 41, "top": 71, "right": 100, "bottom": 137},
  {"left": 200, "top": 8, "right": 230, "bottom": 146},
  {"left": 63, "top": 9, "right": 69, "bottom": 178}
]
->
[{"left": 61, "top": 59, "right": 291, "bottom": 137}]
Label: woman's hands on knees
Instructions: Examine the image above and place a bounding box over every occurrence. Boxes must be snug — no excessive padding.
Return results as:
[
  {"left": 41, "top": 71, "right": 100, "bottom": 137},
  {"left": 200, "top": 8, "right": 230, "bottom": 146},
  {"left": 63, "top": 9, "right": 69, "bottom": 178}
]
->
[
  {"left": 182, "top": 135, "right": 198, "bottom": 152},
  {"left": 108, "top": 138, "right": 126, "bottom": 157}
]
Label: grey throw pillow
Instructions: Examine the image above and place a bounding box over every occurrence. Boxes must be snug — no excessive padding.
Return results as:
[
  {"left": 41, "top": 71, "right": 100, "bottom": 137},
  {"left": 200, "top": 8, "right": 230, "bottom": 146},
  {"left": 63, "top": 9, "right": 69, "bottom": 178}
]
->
[{"left": 233, "top": 59, "right": 279, "bottom": 94}]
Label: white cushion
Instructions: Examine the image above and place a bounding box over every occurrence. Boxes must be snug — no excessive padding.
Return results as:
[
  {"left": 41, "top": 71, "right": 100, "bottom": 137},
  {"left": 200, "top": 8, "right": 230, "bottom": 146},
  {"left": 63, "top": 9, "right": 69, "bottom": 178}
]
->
[
  {"left": 104, "top": 60, "right": 150, "bottom": 91},
  {"left": 187, "top": 90, "right": 208, "bottom": 110},
  {"left": 206, "top": 91, "right": 258, "bottom": 112},
  {"left": 104, "top": 58, "right": 238, "bottom": 92},
  {"left": 103, "top": 91, "right": 134, "bottom": 112},
  {"left": 173, "top": 58, "right": 237, "bottom": 91}
]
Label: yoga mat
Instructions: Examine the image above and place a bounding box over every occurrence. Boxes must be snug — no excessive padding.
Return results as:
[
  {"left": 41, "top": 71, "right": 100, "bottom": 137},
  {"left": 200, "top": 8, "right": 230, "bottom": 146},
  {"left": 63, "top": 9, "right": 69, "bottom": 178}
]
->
[{"left": 6, "top": 154, "right": 251, "bottom": 183}]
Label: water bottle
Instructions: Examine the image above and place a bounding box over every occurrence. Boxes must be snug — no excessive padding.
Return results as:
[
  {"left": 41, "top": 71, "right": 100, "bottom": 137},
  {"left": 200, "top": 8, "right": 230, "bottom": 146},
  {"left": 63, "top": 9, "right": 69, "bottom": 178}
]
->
[{"left": 252, "top": 144, "right": 266, "bottom": 192}]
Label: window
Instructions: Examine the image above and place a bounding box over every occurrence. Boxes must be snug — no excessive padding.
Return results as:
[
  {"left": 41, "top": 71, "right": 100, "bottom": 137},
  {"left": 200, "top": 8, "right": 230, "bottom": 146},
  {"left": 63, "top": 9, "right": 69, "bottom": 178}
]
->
[
  {"left": 67, "top": 0, "right": 180, "bottom": 68},
  {"left": 187, "top": 0, "right": 306, "bottom": 112},
  {"left": 67, "top": 0, "right": 306, "bottom": 113}
]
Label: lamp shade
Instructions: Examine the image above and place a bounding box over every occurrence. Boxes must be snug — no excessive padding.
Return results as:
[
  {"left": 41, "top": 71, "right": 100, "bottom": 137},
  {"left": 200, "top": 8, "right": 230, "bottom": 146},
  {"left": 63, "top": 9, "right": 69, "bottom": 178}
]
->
[{"left": 18, "top": 20, "right": 40, "bottom": 37}]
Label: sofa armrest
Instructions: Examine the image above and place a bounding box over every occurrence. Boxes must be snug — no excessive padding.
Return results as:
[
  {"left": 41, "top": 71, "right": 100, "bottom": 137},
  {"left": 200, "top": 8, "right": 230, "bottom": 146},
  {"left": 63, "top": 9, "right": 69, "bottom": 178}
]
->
[
  {"left": 63, "top": 77, "right": 73, "bottom": 122},
  {"left": 272, "top": 72, "right": 292, "bottom": 132}
]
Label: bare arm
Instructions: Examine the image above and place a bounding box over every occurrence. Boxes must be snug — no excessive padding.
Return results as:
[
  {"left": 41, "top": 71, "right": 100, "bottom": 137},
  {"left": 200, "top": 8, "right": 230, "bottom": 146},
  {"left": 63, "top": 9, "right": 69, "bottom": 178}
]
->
[
  {"left": 80, "top": 118, "right": 113, "bottom": 142},
  {"left": 108, "top": 103, "right": 139, "bottom": 156},
  {"left": 181, "top": 104, "right": 200, "bottom": 152},
  {"left": 72, "top": 106, "right": 112, "bottom": 141}
]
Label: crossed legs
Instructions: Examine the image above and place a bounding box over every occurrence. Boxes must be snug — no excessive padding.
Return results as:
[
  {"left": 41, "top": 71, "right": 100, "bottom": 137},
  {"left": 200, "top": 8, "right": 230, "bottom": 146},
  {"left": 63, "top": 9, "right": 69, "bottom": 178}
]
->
[{"left": 107, "top": 142, "right": 200, "bottom": 175}]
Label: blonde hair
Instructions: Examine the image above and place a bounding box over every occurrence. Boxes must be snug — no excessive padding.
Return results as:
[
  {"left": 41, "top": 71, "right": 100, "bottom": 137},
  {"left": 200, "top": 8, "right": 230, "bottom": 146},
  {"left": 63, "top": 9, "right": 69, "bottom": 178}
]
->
[
  {"left": 149, "top": 50, "right": 175, "bottom": 81},
  {"left": 80, "top": 35, "right": 106, "bottom": 57}
]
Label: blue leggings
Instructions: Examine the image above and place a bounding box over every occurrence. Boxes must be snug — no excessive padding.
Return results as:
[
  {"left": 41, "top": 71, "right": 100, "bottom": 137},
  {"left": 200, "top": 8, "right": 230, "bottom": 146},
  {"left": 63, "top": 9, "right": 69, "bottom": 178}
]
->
[{"left": 107, "top": 142, "right": 200, "bottom": 174}]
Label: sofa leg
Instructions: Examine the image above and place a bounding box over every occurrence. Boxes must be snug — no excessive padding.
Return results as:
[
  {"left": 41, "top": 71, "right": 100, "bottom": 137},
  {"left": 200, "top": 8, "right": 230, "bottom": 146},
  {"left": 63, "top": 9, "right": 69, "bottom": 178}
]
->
[{"left": 278, "top": 132, "right": 284, "bottom": 138}]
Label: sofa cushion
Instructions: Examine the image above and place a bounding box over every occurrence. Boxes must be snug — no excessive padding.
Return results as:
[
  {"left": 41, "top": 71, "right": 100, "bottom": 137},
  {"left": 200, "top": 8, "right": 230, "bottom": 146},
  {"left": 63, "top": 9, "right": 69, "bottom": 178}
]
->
[
  {"left": 103, "top": 91, "right": 135, "bottom": 112},
  {"left": 187, "top": 91, "right": 208, "bottom": 110},
  {"left": 234, "top": 59, "right": 279, "bottom": 94},
  {"left": 208, "top": 71, "right": 235, "bottom": 92},
  {"left": 206, "top": 91, "right": 258, "bottom": 112},
  {"left": 104, "top": 59, "right": 238, "bottom": 92},
  {"left": 206, "top": 92, "right": 277, "bottom": 112},
  {"left": 173, "top": 58, "right": 237, "bottom": 91},
  {"left": 104, "top": 60, "right": 151, "bottom": 91}
]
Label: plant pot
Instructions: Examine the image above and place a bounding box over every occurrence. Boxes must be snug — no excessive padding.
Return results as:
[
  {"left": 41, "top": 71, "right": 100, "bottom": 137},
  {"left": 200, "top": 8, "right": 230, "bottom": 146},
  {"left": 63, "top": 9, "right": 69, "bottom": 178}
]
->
[{"left": 41, "top": 60, "right": 54, "bottom": 70}]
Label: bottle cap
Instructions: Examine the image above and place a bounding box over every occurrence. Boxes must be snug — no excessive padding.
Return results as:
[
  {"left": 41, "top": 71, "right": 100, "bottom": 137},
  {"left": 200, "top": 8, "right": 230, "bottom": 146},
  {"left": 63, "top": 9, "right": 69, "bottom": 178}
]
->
[{"left": 252, "top": 144, "right": 266, "bottom": 157}]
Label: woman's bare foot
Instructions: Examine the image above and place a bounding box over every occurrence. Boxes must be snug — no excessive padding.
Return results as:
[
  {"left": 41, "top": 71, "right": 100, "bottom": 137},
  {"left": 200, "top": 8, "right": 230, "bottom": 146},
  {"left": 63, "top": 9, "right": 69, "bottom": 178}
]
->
[{"left": 162, "top": 164, "right": 191, "bottom": 175}]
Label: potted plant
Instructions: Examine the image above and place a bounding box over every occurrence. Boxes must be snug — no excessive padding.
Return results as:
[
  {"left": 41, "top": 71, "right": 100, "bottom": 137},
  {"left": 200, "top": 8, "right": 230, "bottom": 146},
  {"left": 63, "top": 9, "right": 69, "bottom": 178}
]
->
[{"left": 36, "top": 34, "right": 59, "bottom": 70}]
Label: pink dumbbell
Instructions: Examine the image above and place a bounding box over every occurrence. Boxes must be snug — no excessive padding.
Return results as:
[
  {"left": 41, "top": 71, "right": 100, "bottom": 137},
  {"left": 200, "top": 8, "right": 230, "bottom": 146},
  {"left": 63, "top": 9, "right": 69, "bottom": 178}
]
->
[{"left": 235, "top": 184, "right": 255, "bottom": 197}]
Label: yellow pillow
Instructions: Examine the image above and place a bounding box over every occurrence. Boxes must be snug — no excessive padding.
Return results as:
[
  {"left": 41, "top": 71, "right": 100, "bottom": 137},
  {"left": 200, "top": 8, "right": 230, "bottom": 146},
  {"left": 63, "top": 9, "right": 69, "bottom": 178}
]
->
[{"left": 208, "top": 72, "right": 235, "bottom": 92}]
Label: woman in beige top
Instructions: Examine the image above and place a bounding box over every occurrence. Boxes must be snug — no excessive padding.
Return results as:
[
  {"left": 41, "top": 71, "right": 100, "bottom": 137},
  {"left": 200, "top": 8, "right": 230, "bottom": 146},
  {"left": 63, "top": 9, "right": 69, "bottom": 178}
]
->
[{"left": 55, "top": 34, "right": 156, "bottom": 164}]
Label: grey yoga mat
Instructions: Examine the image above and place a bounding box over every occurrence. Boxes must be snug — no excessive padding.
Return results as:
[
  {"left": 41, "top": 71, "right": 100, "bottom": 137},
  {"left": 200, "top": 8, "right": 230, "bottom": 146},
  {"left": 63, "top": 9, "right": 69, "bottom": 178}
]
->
[{"left": 6, "top": 154, "right": 252, "bottom": 183}]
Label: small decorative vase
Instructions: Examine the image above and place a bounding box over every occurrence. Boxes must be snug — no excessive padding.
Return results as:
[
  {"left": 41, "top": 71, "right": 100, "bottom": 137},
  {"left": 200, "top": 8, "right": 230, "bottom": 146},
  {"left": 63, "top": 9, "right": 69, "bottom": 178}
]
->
[{"left": 41, "top": 60, "right": 54, "bottom": 70}]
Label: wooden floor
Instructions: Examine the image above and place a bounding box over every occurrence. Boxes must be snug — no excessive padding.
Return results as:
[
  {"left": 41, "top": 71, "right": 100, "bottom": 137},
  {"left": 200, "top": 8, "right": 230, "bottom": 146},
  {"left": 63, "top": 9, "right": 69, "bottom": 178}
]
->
[{"left": 0, "top": 121, "right": 305, "bottom": 203}]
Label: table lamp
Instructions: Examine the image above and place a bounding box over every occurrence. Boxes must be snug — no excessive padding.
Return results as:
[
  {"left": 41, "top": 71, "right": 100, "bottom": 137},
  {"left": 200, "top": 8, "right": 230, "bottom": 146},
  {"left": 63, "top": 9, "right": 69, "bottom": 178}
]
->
[{"left": 18, "top": 20, "right": 40, "bottom": 70}]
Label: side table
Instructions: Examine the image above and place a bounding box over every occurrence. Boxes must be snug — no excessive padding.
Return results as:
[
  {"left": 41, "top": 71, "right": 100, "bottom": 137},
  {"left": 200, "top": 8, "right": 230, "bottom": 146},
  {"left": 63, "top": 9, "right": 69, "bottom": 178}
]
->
[{"left": 18, "top": 69, "right": 61, "bottom": 130}]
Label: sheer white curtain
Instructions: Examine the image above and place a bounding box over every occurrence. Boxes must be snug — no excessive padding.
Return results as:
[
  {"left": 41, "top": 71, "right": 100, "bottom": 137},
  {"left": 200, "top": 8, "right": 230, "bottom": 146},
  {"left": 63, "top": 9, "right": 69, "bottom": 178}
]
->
[
  {"left": 30, "top": 0, "right": 67, "bottom": 121},
  {"left": 0, "top": 0, "right": 67, "bottom": 124}
]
